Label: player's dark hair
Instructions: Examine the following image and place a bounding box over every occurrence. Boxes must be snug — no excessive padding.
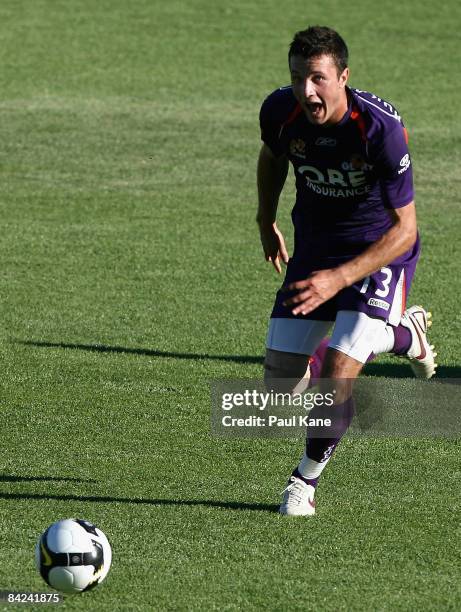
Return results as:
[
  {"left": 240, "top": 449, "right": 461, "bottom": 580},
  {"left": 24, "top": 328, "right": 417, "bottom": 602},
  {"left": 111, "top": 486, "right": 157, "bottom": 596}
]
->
[{"left": 288, "top": 26, "right": 348, "bottom": 75}]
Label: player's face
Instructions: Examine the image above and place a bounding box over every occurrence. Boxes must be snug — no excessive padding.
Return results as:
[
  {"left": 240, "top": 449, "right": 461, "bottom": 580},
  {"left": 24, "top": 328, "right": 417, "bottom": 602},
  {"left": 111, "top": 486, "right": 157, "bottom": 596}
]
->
[{"left": 289, "top": 54, "right": 349, "bottom": 126}]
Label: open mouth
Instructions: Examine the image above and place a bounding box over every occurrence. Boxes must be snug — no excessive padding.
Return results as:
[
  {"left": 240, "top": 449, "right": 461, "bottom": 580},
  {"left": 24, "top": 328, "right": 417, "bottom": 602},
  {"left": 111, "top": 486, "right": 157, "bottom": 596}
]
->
[{"left": 306, "top": 102, "right": 323, "bottom": 117}]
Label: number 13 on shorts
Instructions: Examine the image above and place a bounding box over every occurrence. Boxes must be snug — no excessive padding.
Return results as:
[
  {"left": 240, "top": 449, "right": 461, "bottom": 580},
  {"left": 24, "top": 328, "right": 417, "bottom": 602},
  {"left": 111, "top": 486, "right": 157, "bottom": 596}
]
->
[
  {"left": 358, "top": 266, "right": 406, "bottom": 325},
  {"left": 360, "top": 267, "right": 393, "bottom": 297}
]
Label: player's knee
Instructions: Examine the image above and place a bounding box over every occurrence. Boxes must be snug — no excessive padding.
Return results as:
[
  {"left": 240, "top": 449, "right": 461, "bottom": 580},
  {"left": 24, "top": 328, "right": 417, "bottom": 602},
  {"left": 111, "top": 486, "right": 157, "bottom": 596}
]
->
[
  {"left": 320, "top": 347, "right": 362, "bottom": 378},
  {"left": 319, "top": 348, "right": 359, "bottom": 403},
  {"left": 264, "top": 348, "right": 311, "bottom": 394}
]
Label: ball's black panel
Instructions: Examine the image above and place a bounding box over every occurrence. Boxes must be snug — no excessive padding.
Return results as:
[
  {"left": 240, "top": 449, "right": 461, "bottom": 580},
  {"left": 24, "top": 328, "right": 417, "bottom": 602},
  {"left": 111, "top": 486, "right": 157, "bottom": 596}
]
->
[
  {"left": 83, "top": 563, "right": 104, "bottom": 591},
  {"left": 75, "top": 519, "right": 98, "bottom": 536},
  {"left": 45, "top": 542, "right": 103, "bottom": 568},
  {"left": 85, "top": 541, "right": 104, "bottom": 570},
  {"left": 37, "top": 529, "right": 55, "bottom": 583},
  {"left": 81, "top": 544, "right": 105, "bottom": 592}
]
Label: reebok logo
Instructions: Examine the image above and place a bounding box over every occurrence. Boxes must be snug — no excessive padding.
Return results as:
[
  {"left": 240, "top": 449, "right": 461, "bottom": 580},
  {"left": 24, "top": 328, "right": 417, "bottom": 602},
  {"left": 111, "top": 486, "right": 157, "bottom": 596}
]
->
[
  {"left": 368, "top": 298, "right": 390, "bottom": 310},
  {"left": 315, "top": 137, "right": 336, "bottom": 146},
  {"left": 398, "top": 154, "right": 411, "bottom": 174}
]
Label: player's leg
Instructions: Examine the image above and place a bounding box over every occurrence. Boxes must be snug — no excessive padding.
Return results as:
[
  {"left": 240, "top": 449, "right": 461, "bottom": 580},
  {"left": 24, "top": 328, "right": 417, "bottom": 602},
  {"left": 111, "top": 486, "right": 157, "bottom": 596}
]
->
[
  {"left": 264, "top": 318, "right": 332, "bottom": 393},
  {"left": 264, "top": 318, "right": 332, "bottom": 517},
  {"left": 280, "top": 311, "right": 383, "bottom": 516},
  {"left": 309, "top": 336, "right": 376, "bottom": 385},
  {"left": 265, "top": 255, "right": 335, "bottom": 392}
]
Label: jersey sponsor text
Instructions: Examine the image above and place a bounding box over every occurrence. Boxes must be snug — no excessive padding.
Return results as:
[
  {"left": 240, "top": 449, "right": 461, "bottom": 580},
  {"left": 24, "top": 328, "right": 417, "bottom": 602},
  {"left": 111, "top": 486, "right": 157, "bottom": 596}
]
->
[{"left": 298, "top": 165, "right": 371, "bottom": 198}]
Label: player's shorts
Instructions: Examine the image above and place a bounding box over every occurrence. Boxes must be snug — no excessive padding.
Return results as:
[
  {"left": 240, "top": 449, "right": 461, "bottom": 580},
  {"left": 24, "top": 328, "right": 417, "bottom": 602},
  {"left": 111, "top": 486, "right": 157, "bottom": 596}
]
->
[
  {"left": 267, "top": 238, "right": 420, "bottom": 362},
  {"left": 266, "top": 311, "right": 387, "bottom": 363},
  {"left": 270, "top": 238, "right": 420, "bottom": 325}
]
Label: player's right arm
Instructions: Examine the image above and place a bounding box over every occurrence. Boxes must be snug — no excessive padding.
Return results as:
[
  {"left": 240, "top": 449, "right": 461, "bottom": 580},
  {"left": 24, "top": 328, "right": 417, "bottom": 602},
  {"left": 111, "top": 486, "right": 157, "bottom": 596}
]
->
[{"left": 256, "top": 144, "right": 289, "bottom": 273}]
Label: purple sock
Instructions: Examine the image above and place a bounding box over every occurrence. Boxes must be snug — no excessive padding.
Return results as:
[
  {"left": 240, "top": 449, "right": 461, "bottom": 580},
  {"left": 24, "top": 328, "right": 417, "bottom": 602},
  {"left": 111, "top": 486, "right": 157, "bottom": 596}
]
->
[
  {"left": 291, "top": 467, "right": 319, "bottom": 489},
  {"left": 305, "top": 397, "right": 355, "bottom": 462},
  {"left": 293, "top": 397, "right": 355, "bottom": 489},
  {"left": 392, "top": 324, "right": 412, "bottom": 355}
]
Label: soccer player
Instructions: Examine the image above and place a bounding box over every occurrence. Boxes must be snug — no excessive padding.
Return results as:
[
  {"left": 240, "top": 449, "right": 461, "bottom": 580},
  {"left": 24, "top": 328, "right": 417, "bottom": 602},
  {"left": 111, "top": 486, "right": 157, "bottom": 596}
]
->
[{"left": 257, "top": 26, "right": 437, "bottom": 516}]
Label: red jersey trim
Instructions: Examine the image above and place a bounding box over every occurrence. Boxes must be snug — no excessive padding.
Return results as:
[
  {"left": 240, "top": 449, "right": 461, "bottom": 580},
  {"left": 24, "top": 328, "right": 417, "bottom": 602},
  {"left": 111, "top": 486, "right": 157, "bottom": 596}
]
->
[
  {"left": 278, "top": 103, "right": 302, "bottom": 138},
  {"left": 350, "top": 107, "right": 367, "bottom": 143}
]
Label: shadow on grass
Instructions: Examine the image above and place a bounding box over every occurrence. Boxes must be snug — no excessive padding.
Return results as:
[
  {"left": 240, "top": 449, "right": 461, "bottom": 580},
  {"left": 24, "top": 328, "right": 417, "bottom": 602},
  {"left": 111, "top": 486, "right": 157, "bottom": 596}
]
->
[
  {"left": 0, "top": 474, "right": 96, "bottom": 483},
  {"left": 363, "top": 363, "right": 461, "bottom": 378},
  {"left": 0, "top": 491, "right": 278, "bottom": 513},
  {"left": 14, "top": 340, "right": 263, "bottom": 365},
  {"left": 13, "top": 339, "right": 461, "bottom": 378}
]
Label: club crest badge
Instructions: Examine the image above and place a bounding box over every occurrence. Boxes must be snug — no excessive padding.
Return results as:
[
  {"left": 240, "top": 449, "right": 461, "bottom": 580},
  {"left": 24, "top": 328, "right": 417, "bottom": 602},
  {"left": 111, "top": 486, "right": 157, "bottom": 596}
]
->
[{"left": 290, "top": 139, "right": 306, "bottom": 158}]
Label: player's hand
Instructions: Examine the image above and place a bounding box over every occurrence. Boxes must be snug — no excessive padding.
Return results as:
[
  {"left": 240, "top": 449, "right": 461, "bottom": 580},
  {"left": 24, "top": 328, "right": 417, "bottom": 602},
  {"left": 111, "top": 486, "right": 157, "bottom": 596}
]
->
[
  {"left": 258, "top": 221, "right": 289, "bottom": 274},
  {"left": 282, "top": 268, "right": 348, "bottom": 315}
]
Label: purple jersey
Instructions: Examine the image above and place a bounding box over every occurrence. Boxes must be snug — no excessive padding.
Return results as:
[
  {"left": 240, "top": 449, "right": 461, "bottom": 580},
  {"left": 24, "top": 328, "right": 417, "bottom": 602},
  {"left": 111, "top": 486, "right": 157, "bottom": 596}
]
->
[{"left": 260, "top": 86, "right": 414, "bottom": 257}]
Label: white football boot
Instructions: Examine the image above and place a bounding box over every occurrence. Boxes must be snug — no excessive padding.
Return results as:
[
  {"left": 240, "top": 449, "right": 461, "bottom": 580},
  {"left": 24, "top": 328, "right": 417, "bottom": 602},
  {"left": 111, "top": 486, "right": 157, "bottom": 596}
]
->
[
  {"left": 279, "top": 476, "right": 316, "bottom": 516},
  {"left": 400, "top": 305, "right": 437, "bottom": 379}
]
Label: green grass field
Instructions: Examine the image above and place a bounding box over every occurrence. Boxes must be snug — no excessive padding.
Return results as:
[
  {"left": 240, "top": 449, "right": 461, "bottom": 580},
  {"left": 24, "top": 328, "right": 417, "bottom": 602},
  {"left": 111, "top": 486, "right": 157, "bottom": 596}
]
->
[{"left": 0, "top": 0, "right": 460, "bottom": 609}]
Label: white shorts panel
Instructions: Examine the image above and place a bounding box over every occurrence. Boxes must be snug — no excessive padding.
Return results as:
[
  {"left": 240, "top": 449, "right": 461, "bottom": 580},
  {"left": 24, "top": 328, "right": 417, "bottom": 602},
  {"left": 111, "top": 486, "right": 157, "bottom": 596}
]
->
[
  {"left": 266, "top": 318, "right": 332, "bottom": 356},
  {"left": 328, "top": 310, "right": 388, "bottom": 363},
  {"left": 388, "top": 269, "right": 405, "bottom": 326}
]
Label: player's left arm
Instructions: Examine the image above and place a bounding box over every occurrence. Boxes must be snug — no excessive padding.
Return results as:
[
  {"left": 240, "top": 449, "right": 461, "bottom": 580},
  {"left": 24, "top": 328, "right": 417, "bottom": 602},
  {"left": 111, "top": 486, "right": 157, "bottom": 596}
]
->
[
  {"left": 338, "top": 201, "right": 417, "bottom": 284},
  {"left": 283, "top": 202, "right": 416, "bottom": 315}
]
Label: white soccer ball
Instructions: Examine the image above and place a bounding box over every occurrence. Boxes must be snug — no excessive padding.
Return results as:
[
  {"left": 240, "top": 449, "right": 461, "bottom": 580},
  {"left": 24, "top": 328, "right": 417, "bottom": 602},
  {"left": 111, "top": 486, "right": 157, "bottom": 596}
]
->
[{"left": 35, "top": 519, "right": 112, "bottom": 594}]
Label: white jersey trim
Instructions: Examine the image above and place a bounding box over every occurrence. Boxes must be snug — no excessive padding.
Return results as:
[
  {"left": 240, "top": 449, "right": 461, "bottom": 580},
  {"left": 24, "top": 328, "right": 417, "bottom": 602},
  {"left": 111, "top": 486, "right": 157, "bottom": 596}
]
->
[{"left": 354, "top": 92, "right": 402, "bottom": 122}]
